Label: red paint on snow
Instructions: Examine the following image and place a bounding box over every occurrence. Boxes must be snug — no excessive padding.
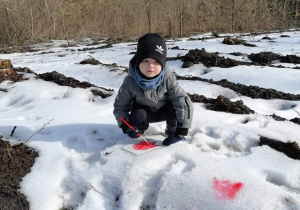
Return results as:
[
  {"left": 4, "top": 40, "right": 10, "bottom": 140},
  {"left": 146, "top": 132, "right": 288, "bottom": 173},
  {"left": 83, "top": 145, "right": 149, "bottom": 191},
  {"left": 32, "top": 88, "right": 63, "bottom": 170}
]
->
[
  {"left": 133, "top": 141, "right": 158, "bottom": 150},
  {"left": 213, "top": 178, "right": 243, "bottom": 200}
]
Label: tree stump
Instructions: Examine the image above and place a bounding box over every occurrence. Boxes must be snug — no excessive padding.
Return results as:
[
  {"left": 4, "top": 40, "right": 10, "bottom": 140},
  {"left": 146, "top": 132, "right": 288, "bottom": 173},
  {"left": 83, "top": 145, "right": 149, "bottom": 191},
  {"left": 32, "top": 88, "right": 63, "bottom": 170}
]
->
[
  {"left": 0, "top": 59, "right": 18, "bottom": 83},
  {"left": 0, "top": 59, "right": 13, "bottom": 69}
]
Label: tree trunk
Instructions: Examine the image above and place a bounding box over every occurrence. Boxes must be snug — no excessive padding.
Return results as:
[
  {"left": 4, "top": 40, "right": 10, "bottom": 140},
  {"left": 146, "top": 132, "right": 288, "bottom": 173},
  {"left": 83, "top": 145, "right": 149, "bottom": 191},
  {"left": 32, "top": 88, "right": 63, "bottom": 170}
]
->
[
  {"left": 178, "top": 0, "right": 183, "bottom": 37},
  {"left": 231, "top": 0, "right": 235, "bottom": 33}
]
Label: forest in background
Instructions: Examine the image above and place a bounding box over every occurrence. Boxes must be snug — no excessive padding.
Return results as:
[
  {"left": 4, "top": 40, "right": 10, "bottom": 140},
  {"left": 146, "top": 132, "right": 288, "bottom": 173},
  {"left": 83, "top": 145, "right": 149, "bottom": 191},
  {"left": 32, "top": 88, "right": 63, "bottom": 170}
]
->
[{"left": 0, "top": 0, "right": 300, "bottom": 46}]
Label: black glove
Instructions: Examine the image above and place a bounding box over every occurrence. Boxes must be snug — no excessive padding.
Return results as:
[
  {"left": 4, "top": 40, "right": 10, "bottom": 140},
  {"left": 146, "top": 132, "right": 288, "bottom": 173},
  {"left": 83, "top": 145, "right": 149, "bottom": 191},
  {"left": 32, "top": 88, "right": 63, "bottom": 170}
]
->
[
  {"left": 120, "top": 123, "right": 129, "bottom": 134},
  {"left": 120, "top": 124, "right": 143, "bottom": 138}
]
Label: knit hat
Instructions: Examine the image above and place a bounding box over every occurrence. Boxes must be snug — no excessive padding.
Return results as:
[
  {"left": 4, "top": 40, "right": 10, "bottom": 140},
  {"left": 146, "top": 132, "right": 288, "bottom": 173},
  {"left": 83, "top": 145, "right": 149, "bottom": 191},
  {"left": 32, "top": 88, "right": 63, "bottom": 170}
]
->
[{"left": 135, "top": 33, "right": 167, "bottom": 69}]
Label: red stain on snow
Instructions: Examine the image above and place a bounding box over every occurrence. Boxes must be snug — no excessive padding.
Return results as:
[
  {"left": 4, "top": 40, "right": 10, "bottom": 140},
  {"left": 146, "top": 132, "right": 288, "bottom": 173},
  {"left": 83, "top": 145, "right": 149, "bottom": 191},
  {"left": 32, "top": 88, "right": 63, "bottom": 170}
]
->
[
  {"left": 213, "top": 178, "right": 243, "bottom": 200},
  {"left": 133, "top": 141, "right": 158, "bottom": 150}
]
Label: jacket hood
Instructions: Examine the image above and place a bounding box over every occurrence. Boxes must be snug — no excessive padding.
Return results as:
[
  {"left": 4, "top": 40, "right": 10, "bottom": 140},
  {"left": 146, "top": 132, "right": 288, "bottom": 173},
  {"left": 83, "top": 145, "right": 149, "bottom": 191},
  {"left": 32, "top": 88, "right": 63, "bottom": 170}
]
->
[{"left": 128, "top": 56, "right": 136, "bottom": 78}]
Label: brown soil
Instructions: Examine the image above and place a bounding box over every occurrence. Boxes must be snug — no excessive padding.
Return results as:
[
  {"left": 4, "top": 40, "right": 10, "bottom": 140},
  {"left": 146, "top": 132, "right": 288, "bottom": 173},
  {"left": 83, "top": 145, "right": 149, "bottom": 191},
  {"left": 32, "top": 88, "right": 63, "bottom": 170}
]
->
[
  {"left": 176, "top": 74, "right": 300, "bottom": 101},
  {"left": 0, "top": 136, "right": 38, "bottom": 210},
  {"left": 0, "top": 60, "right": 26, "bottom": 83},
  {"left": 290, "top": 117, "right": 300, "bottom": 125},
  {"left": 0, "top": 69, "right": 23, "bottom": 83},
  {"left": 80, "top": 58, "right": 101, "bottom": 65},
  {"left": 182, "top": 48, "right": 251, "bottom": 68},
  {"left": 37, "top": 71, "right": 113, "bottom": 98},
  {"left": 188, "top": 94, "right": 254, "bottom": 114},
  {"left": 248, "top": 52, "right": 281, "bottom": 65},
  {"left": 222, "top": 37, "right": 257, "bottom": 47},
  {"left": 170, "top": 48, "right": 300, "bottom": 68},
  {"left": 0, "top": 46, "right": 41, "bottom": 54},
  {"left": 79, "top": 58, "right": 121, "bottom": 69},
  {"left": 280, "top": 55, "right": 300, "bottom": 64},
  {"left": 269, "top": 114, "right": 300, "bottom": 126},
  {"left": 103, "top": 36, "right": 138, "bottom": 45},
  {"left": 15, "top": 67, "right": 37, "bottom": 75},
  {"left": 78, "top": 44, "right": 112, "bottom": 51},
  {"left": 259, "top": 136, "right": 300, "bottom": 160}
]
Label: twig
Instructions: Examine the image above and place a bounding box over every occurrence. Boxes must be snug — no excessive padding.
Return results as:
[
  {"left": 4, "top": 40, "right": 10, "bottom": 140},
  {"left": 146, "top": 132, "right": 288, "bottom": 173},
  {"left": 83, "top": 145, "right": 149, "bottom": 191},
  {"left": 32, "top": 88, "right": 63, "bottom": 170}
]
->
[
  {"left": 90, "top": 183, "right": 118, "bottom": 206},
  {"left": 25, "top": 119, "right": 54, "bottom": 143},
  {"left": 292, "top": 109, "right": 300, "bottom": 117},
  {"left": 83, "top": 77, "right": 91, "bottom": 83},
  {"left": 63, "top": 82, "right": 72, "bottom": 98},
  {"left": 254, "top": 90, "right": 264, "bottom": 99},
  {"left": 88, "top": 55, "right": 96, "bottom": 60},
  {"left": 10, "top": 126, "right": 17, "bottom": 137}
]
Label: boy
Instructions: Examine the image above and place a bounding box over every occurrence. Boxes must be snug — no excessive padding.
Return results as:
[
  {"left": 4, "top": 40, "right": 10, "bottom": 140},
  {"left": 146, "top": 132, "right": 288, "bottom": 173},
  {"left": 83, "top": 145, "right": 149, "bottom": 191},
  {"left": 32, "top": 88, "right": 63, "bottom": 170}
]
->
[{"left": 113, "top": 33, "right": 193, "bottom": 146}]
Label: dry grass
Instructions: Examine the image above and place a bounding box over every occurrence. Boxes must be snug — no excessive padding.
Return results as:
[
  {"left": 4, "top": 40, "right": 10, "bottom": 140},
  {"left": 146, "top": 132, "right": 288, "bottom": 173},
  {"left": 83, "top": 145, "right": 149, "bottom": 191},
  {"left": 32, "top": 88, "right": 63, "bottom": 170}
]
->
[{"left": 0, "top": 0, "right": 299, "bottom": 46}]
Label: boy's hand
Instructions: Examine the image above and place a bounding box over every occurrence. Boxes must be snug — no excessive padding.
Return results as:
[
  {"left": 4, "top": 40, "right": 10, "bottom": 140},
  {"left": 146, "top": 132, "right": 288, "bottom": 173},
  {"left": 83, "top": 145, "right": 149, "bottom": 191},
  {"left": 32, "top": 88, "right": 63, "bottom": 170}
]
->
[
  {"left": 126, "top": 126, "right": 142, "bottom": 138},
  {"left": 120, "top": 124, "right": 142, "bottom": 138}
]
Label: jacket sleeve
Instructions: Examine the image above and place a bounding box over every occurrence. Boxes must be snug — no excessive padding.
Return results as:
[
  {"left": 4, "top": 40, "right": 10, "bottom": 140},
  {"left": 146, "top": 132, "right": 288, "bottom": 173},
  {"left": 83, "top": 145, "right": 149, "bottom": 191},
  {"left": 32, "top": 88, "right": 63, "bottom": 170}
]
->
[
  {"left": 167, "top": 72, "right": 193, "bottom": 129},
  {"left": 113, "top": 77, "right": 133, "bottom": 127}
]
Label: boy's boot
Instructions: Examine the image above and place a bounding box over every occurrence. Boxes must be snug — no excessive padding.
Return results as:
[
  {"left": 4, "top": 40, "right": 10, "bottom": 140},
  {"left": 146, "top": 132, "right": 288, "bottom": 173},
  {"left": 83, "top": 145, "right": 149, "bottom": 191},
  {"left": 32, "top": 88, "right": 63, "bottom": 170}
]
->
[{"left": 163, "top": 125, "right": 186, "bottom": 146}]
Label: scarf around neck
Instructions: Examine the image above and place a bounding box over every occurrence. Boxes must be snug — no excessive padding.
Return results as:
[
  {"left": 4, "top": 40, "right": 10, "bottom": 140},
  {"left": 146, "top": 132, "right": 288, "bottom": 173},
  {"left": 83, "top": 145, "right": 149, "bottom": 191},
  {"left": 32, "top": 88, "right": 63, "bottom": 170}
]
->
[{"left": 134, "top": 65, "right": 164, "bottom": 90}]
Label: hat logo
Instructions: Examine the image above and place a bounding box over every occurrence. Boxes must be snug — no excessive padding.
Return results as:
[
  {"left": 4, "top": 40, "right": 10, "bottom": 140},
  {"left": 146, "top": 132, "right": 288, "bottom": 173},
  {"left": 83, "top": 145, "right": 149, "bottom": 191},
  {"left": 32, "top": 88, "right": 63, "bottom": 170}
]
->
[{"left": 155, "top": 45, "right": 164, "bottom": 55}]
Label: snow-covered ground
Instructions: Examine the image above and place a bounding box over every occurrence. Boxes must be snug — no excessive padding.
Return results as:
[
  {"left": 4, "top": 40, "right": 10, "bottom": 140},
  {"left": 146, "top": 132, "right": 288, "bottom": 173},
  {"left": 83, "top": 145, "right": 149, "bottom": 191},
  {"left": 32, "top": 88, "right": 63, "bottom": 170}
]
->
[{"left": 1, "top": 30, "right": 300, "bottom": 210}]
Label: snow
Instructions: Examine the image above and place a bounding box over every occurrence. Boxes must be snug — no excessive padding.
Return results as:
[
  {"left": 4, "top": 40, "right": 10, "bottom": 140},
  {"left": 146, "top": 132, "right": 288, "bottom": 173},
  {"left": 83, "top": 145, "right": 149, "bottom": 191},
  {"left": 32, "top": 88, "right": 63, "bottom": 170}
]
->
[{"left": 1, "top": 31, "right": 300, "bottom": 210}]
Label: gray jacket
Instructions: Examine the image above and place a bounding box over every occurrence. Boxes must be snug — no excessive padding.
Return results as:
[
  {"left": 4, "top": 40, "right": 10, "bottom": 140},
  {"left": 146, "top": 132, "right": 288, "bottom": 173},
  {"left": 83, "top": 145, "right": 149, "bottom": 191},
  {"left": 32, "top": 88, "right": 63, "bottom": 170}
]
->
[{"left": 113, "top": 59, "right": 193, "bottom": 129}]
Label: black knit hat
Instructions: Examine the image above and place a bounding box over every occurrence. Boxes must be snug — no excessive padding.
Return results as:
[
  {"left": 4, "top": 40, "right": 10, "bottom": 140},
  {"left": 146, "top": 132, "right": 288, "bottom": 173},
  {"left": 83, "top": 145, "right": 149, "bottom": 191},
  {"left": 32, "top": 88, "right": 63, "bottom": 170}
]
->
[{"left": 135, "top": 33, "right": 167, "bottom": 68}]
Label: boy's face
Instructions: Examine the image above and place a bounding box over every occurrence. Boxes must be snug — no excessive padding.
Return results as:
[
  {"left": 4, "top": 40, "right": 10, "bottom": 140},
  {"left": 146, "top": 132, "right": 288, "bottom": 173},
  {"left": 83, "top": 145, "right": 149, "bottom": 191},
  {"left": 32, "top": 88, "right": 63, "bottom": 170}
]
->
[{"left": 139, "top": 58, "right": 162, "bottom": 78}]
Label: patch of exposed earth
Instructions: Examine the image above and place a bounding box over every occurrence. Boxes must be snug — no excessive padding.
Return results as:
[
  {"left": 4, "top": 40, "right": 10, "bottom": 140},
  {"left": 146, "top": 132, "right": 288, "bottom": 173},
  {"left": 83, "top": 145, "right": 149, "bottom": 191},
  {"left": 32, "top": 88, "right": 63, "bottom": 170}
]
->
[
  {"left": 168, "top": 47, "right": 300, "bottom": 69},
  {"left": 176, "top": 74, "right": 300, "bottom": 101},
  {"left": 259, "top": 136, "right": 300, "bottom": 160},
  {"left": 37, "top": 71, "right": 114, "bottom": 98},
  {"left": 188, "top": 94, "right": 254, "bottom": 114},
  {"left": 0, "top": 136, "right": 38, "bottom": 210}
]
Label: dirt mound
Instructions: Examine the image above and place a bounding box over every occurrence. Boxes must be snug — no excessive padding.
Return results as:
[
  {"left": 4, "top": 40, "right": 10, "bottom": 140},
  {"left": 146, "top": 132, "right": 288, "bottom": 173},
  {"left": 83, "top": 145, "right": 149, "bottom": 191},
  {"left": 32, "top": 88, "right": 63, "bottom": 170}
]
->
[
  {"left": 38, "top": 71, "right": 95, "bottom": 88},
  {"left": 229, "top": 52, "right": 246, "bottom": 56},
  {"left": 269, "top": 114, "right": 286, "bottom": 121},
  {"left": 182, "top": 48, "right": 250, "bottom": 68},
  {"left": 0, "top": 60, "right": 26, "bottom": 83},
  {"left": 0, "top": 137, "right": 38, "bottom": 210},
  {"left": 222, "top": 37, "right": 257, "bottom": 47},
  {"left": 171, "top": 49, "right": 300, "bottom": 68},
  {"left": 37, "top": 71, "right": 113, "bottom": 98},
  {"left": 269, "top": 114, "right": 300, "bottom": 126},
  {"left": 78, "top": 44, "right": 112, "bottom": 52},
  {"left": 182, "top": 62, "right": 194, "bottom": 68},
  {"left": 215, "top": 79, "right": 300, "bottom": 100},
  {"left": 0, "top": 46, "right": 41, "bottom": 54},
  {"left": 104, "top": 36, "right": 138, "bottom": 45},
  {"left": 248, "top": 52, "right": 281, "bottom": 65},
  {"left": 262, "top": 37, "right": 272, "bottom": 40},
  {"left": 290, "top": 117, "right": 300, "bottom": 125},
  {"left": 259, "top": 136, "right": 300, "bottom": 160},
  {"left": 80, "top": 58, "right": 101, "bottom": 65},
  {"left": 188, "top": 94, "right": 254, "bottom": 114},
  {"left": 280, "top": 55, "right": 300, "bottom": 64},
  {"left": 79, "top": 58, "right": 120, "bottom": 69},
  {"left": 176, "top": 74, "right": 300, "bottom": 101},
  {"left": 14, "top": 67, "right": 37, "bottom": 75}
]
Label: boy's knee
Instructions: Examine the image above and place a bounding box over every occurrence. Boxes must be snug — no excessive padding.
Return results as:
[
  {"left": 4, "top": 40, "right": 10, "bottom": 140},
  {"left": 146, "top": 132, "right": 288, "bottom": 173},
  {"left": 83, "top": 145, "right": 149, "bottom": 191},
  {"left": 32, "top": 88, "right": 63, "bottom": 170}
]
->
[{"left": 130, "top": 108, "right": 149, "bottom": 130}]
